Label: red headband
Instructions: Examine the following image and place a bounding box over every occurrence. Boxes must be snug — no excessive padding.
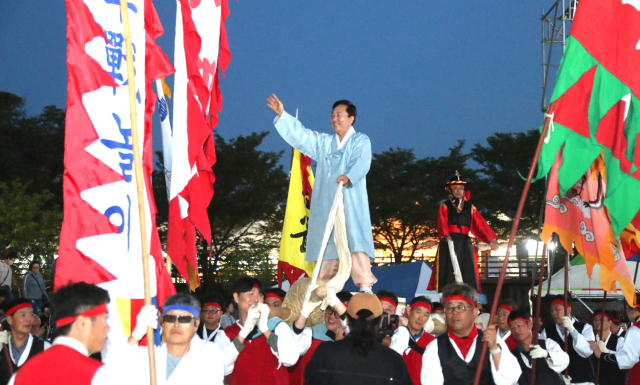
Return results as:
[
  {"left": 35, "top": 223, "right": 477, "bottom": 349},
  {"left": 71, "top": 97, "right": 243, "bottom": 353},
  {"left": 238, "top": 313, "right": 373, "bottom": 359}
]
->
[
  {"left": 252, "top": 283, "right": 259, "bottom": 289},
  {"left": 341, "top": 302, "right": 348, "bottom": 308},
  {"left": 498, "top": 304, "right": 513, "bottom": 313},
  {"left": 594, "top": 311, "right": 611, "bottom": 321},
  {"left": 7, "top": 303, "right": 32, "bottom": 316},
  {"left": 379, "top": 297, "right": 397, "bottom": 309},
  {"left": 203, "top": 302, "right": 221, "bottom": 310},
  {"left": 508, "top": 316, "right": 531, "bottom": 325},
  {"left": 444, "top": 295, "right": 476, "bottom": 308},
  {"left": 265, "top": 293, "right": 284, "bottom": 301},
  {"left": 433, "top": 306, "right": 444, "bottom": 311},
  {"left": 410, "top": 301, "right": 432, "bottom": 312},
  {"left": 551, "top": 299, "right": 571, "bottom": 308},
  {"left": 55, "top": 304, "right": 108, "bottom": 327}
]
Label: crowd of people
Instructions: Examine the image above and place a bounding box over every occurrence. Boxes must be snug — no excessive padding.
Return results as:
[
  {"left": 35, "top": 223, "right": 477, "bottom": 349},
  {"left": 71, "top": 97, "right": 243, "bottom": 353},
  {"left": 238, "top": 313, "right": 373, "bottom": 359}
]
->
[{"left": 0, "top": 275, "right": 636, "bottom": 385}]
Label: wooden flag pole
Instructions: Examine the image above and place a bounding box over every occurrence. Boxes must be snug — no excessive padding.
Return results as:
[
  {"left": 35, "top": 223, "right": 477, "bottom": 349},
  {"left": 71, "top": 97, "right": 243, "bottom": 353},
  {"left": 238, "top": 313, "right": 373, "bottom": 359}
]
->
[
  {"left": 563, "top": 252, "right": 570, "bottom": 378},
  {"left": 529, "top": 243, "right": 547, "bottom": 385},
  {"left": 118, "top": 1, "right": 157, "bottom": 384},
  {"left": 473, "top": 119, "right": 551, "bottom": 385},
  {"left": 595, "top": 291, "right": 607, "bottom": 385}
]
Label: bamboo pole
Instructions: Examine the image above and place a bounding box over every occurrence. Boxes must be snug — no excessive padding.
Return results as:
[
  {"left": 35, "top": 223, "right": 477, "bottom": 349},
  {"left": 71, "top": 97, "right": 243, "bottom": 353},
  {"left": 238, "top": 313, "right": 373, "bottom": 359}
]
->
[
  {"left": 473, "top": 118, "right": 551, "bottom": 385},
  {"left": 595, "top": 292, "right": 607, "bottom": 385},
  {"left": 529, "top": 243, "right": 547, "bottom": 385},
  {"left": 118, "top": 1, "right": 157, "bottom": 384},
  {"left": 563, "top": 252, "right": 570, "bottom": 378}
]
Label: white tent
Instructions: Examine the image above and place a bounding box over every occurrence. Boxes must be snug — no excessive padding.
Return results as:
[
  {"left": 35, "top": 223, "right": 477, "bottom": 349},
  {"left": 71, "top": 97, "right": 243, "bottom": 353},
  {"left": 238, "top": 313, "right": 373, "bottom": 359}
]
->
[{"left": 534, "top": 259, "right": 640, "bottom": 298}]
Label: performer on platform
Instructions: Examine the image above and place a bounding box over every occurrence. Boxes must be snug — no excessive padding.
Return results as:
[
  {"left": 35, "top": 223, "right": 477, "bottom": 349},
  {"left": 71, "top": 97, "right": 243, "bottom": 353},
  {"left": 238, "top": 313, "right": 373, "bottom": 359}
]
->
[
  {"left": 586, "top": 311, "right": 626, "bottom": 385},
  {"left": 390, "top": 296, "right": 435, "bottom": 385},
  {"left": 420, "top": 283, "right": 521, "bottom": 385},
  {"left": 427, "top": 172, "right": 499, "bottom": 292},
  {"left": 267, "top": 94, "right": 377, "bottom": 293},
  {"left": 593, "top": 294, "right": 640, "bottom": 385},
  {"left": 508, "top": 309, "right": 569, "bottom": 385},
  {"left": 540, "top": 295, "right": 595, "bottom": 385}
]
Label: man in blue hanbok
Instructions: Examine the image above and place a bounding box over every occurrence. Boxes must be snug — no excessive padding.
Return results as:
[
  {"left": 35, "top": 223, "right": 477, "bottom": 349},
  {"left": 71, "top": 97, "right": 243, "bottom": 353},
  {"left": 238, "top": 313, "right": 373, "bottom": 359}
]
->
[{"left": 267, "top": 94, "right": 377, "bottom": 292}]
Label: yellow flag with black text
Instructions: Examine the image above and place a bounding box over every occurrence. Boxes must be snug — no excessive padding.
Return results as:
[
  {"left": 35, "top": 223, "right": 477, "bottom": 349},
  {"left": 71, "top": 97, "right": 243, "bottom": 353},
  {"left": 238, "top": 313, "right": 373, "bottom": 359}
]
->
[{"left": 278, "top": 149, "right": 315, "bottom": 285}]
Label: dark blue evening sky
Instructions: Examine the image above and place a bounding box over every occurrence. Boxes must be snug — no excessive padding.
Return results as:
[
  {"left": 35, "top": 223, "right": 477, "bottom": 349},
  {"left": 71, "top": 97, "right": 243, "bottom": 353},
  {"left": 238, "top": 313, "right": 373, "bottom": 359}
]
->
[{"left": 0, "top": 1, "right": 563, "bottom": 160}]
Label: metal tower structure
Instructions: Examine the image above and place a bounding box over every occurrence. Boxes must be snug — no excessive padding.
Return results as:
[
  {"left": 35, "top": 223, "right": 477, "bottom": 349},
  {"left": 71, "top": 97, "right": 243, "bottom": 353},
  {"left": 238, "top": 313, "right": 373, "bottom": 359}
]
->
[{"left": 540, "top": 0, "right": 578, "bottom": 113}]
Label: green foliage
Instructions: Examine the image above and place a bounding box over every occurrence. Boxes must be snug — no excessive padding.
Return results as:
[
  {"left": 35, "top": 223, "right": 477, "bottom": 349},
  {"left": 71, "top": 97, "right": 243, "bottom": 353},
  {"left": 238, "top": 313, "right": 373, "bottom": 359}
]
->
[
  {"left": 0, "top": 92, "right": 65, "bottom": 289},
  {"left": 152, "top": 132, "right": 287, "bottom": 297},
  {"left": 471, "top": 129, "right": 545, "bottom": 240},
  {"left": 368, "top": 141, "right": 478, "bottom": 264},
  {"left": 0, "top": 181, "right": 62, "bottom": 291},
  {"left": 0, "top": 92, "right": 65, "bottom": 207}
]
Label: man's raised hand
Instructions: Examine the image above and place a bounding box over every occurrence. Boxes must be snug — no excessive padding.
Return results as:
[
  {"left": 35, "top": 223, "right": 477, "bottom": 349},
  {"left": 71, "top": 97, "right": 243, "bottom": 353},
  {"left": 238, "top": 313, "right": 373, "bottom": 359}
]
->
[{"left": 267, "top": 94, "right": 284, "bottom": 116}]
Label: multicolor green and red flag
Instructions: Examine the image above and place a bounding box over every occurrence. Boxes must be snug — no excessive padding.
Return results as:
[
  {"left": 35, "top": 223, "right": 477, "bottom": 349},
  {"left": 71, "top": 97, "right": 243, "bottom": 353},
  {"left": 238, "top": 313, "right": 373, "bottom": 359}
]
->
[{"left": 536, "top": 0, "right": 640, "bottom": 306}]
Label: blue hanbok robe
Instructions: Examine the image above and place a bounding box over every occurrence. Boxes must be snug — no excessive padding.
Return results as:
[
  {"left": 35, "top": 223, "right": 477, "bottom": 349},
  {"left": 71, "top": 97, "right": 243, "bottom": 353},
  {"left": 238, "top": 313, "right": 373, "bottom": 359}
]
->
[{"left": 275, "top": 111, "right": 375, "bottom": 262}]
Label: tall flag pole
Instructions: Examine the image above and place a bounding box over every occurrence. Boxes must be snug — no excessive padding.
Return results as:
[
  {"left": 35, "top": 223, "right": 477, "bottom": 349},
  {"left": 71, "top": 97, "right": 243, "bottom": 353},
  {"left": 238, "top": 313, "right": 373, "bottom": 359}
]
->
[
  {"left": 534, "top": 0, "right": 640, "bottom": 307},
  {"left": 58, "top": 0, "right": 175, "bottom": 376},
  {"left": 167, "top": 0, "right": 231, "bottom": 290},
  {"left": 155, "top": 78, "right": 174, "bottom": 275},
  {"left": 278, "top": 147, "right": 315, "bottom": 286}
]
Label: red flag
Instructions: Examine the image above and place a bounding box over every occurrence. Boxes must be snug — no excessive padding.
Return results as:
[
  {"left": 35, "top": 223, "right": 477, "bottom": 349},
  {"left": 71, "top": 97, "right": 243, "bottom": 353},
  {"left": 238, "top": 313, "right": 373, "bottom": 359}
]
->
[
  {"left": 58, "top": 0, "right": 175, "bottom": 314},
  {"left": 168, "top": 0, "right": 231, "bottom": 289}
]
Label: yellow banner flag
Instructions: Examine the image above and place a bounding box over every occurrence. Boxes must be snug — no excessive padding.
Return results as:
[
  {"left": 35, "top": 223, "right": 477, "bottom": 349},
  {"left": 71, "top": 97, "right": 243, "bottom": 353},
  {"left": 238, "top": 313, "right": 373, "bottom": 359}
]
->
[{"left": 278, "top": 149, "right": 315, "bottom": 284}]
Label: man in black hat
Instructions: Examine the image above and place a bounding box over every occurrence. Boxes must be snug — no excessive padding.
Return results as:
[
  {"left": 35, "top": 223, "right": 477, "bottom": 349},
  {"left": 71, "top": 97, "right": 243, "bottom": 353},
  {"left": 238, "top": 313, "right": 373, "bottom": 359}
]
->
[{"left": 427, "top": 172, "right": 499, "bottom": 292}]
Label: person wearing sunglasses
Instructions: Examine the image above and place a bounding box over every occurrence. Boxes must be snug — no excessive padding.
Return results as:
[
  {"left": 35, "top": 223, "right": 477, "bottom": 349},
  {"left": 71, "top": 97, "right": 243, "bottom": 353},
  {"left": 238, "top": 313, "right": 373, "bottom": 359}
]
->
[
  {"left": 217, "top": 277, "right": 300, "bottom": 385},
  {"left": 421, "top": 283, "right": 521, "bottom": 385},
  {"left": 128, "top": 293, "right": 226, "bottom": 385}
]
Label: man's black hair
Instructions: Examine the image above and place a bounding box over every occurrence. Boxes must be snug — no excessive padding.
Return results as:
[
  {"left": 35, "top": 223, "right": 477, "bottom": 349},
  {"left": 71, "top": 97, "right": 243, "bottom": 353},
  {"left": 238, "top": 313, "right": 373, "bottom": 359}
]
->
[
  {"left": 332, "top": 100, "right": 357, "bottom": 124},
  {"left": 497, "top": 299, "right": 520, "bottom": 312},
  {"left": 409, "top": 296, "right": 432, "bottom": 308},
  {"left": 376, "top": 290, "right": 398, "bottom": 308},
  {"left": 432, "top": 301, "right": 443, "bottom": 310},
  {"left": 549, "top": 294, "right": 572, "bottom": 307},
  {"left": 507, "top": 309, "right": 532, "bottom": 323},
  {"left": 265, "top": 287, "right": 286, "bottom": 299},
  {"left": 51, "top": 282, "right": 110, "bottom": 336},
  {"left": 336, "top": 291, "right": 353, "bottom": 304},
  {"left": 232, "top": 277, "right": 265, "bottom": 296}
]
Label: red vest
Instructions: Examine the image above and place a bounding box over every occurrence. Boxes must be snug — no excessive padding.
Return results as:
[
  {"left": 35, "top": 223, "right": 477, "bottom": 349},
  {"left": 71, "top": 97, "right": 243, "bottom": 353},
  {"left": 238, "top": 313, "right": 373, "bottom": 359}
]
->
[
  {"left": 14, "top": 344, "right": 102, "bottom": 385},
  {"left": 403, "top": 332, "right": 434, "bottom": 385},
  {"left": 225, "top": 323, "right": 290, "bottom": 385},
  {"left": 288, "top": 339, "right": 324, "bottom": 385}
]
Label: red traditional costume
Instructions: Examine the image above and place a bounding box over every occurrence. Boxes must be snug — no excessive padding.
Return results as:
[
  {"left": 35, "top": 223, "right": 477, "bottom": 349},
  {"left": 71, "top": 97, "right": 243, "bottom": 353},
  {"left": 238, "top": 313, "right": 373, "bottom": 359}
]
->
[{"left": 428, "top": 172, "right": 497, "bottom": 292}]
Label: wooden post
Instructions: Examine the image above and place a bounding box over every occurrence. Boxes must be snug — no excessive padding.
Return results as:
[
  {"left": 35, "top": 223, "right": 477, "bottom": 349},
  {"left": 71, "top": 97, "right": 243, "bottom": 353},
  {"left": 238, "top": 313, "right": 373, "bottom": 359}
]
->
[
  {"left": 563, "top": 252, "right": 570, "bottom": 378},
  {"left": 473, "top": 117, "right": 551, "bottom": 385},
  {"left": 118, "top": 1, "right": 157, "bottom": 384},
  {"left": 529, "top": 243, "right": 547, "bottom": 385},
  {"left": 595, "top": 292, "right": 607, "bottom": 385}
]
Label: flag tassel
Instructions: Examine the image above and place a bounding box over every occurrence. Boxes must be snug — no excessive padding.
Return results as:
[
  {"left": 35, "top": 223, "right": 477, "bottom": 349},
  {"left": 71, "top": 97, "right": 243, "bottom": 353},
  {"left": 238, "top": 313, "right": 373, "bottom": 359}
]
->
[
  {"left": 529, "top": 243, "right": 547, "bottom": 385},
  {"left": 118, "top": 1, "right": 156, "bottom": 384},
  {"left": 473, "top": 117, "right": 551, "bottom": 385}
]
